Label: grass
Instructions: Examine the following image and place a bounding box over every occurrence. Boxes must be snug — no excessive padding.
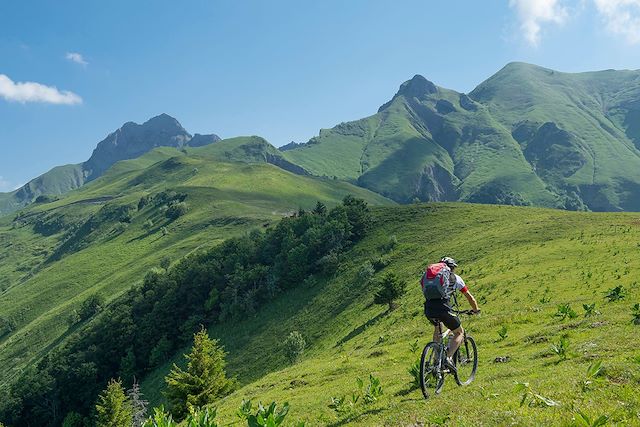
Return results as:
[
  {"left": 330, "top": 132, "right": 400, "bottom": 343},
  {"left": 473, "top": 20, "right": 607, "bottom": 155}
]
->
[
  {"left": 0, "top": 146, "right": 392, "bottom": 391},
  {"left": 140, "top": 203, "right": 640, "bottom": 425}
]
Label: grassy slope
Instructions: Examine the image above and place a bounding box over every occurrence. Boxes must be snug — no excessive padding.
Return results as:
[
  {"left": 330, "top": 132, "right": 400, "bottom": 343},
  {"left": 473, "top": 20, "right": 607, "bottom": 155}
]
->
[
  {"left": 470, "top": 62, "right": 640, "bottom": 211},
  {"left": 144, "top": 203, "right": 640, "bottom": 426},
  {"left": 0, "top": 140, "right": 392, "bottom": 390},
  {"left": 282, "top": 76, "right": 558, "bottom": 207}
]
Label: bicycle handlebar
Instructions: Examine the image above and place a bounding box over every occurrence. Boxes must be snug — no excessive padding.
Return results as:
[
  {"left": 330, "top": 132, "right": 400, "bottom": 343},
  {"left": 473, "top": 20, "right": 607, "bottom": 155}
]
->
[{"left": 452, "top": 309, "right": 481, "bottom": 315}]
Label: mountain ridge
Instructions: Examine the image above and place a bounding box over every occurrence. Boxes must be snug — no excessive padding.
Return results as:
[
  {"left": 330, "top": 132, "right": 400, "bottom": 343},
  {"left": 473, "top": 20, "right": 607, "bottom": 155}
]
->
[{"left": 0, "top": 114, "right": 221, "bottom": 214}]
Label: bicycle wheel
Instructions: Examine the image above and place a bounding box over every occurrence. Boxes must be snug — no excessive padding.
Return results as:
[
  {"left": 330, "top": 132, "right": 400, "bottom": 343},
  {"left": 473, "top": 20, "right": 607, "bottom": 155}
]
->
[
  {"left": 454, "top": 335, "right": 478, "bottom": 386},
  {"left": 420, "top": 342, "right": 444, "bottom": 399}
]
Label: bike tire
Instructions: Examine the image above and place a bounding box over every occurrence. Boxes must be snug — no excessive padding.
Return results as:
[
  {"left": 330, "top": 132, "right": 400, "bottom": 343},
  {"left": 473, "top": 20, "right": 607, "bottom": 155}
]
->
[
  {"left": 454, "top": 335, "right": 478, "bottom": 386},
  {"left": 420, "top": 342, "right": 444, "bottom": 399}
]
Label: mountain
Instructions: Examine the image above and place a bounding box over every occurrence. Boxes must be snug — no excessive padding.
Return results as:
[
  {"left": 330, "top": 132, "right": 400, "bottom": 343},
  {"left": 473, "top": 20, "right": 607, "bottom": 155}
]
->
[
  {"left": 0, "top": 114, "right": 221, "bottom": 214},
  {"left": 282, "top": 63, "right": 640, "bottom": 211},
  {"left": 470, "top": 62, "right": 640, "bottom": 211},
  {"left": 0, "top": 137, "right": 392, "bottom": 394}
]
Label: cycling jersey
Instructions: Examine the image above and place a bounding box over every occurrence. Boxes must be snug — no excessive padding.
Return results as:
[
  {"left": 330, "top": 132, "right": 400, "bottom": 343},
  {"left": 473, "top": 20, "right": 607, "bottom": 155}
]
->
[{"left": 424, "top": 273, "right": 469, "bottom": 330}]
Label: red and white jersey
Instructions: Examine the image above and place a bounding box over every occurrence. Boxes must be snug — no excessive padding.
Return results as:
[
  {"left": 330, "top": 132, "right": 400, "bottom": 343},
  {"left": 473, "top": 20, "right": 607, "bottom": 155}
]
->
[{"left": 446, "top": 274, "right": 469, "bottom": 298}]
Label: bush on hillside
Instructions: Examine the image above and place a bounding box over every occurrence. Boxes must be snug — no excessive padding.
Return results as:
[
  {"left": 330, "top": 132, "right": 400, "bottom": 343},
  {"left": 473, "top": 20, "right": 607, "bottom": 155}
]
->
[
  {"left": 373, "top": 272, "right": 407, "bottom": 311},
  {"left": 78, "top": 294, "right": 105, "bottom": 321},
  {"left": 166, "top": 202, "right": 188, "bottom": 220},
  {"left": 283, "top": 331, "right": 306, "bottom": 363}
]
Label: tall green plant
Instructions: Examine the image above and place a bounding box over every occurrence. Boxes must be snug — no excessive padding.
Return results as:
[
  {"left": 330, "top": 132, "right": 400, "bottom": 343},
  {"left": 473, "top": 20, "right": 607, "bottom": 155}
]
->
[
  {"left": 95, "top": 379, "right": 133, "bottom": 427},
  {"left": 165, "top": 329, "right": 235, "bottom": 419}
]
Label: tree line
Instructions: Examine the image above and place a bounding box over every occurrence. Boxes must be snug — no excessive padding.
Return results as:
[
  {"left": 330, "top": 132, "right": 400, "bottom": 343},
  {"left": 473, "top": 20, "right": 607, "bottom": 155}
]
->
[{"left": 0, "top": 196, "right": 372, "bottom": 426}]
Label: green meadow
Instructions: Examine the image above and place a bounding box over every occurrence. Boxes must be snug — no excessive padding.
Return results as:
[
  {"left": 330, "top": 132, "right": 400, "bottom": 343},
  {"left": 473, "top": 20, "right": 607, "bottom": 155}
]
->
[
  {"left": 0, "top": 140, "right": 391, "bottom": 392},
  {"left": 142, "top": 203, "right": 640, "bottom": 426}
]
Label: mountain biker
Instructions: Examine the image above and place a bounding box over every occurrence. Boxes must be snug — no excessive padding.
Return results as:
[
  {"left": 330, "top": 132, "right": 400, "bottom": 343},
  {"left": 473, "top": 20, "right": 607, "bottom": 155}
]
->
[{"left": 423, "top": 257, "right": 480, "bottom": 373}]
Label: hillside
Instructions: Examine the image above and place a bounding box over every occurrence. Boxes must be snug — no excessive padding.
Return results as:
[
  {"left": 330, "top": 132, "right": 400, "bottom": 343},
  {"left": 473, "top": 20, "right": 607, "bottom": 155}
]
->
[
  {"left": 0, "top": 137, "right": 391, "bottom": 394},
  {"left": 282, "top": 63, "right": 640, "bottom": 211},
  {"left": 0, "top": 114, "right": 221, "bottom": 214},
  {"left": 139, "top": 203, "right": 640, "bottom": 426}
]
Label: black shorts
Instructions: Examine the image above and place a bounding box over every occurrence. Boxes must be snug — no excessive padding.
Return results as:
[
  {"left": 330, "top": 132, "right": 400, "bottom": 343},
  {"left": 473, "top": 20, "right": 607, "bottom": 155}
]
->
[{"left": 424, "top": 302, "right": 461, "bottom": 330}]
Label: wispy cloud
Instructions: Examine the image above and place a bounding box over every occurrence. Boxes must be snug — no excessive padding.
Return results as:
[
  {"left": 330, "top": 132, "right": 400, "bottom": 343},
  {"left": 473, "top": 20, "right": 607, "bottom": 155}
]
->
[
  {"left": 509, "top": 0, "right": 569, "bottom": 46},
  {"left": 0, "top": 74, "right": 82, "bottom": 105},
  {"left": 593, "top": 0, "right": 640, "bottom": 44},
  {"left": 65, "top": 52, "right": 88, "bottom": 66},
  {"left": 0, "top": 176, "right": 14, "bottom": 192}
]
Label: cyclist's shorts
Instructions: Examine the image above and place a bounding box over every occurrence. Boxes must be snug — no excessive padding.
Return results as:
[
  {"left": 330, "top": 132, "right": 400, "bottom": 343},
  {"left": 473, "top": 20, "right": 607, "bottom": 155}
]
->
[{"left": 425, "top": 304, "right": 461, "bottom": 331}]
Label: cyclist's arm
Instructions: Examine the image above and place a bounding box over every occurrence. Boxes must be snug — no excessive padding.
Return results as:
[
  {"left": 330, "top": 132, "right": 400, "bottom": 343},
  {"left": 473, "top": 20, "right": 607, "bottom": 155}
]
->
[{"left": 462, "top": 289, "right": 479, "bottom": 312}]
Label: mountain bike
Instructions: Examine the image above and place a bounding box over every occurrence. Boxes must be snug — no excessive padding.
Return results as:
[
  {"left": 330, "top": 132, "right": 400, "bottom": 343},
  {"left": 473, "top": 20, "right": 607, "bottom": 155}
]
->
[{"left": 419, "top": 306, "right": 478, "bottom": 398}]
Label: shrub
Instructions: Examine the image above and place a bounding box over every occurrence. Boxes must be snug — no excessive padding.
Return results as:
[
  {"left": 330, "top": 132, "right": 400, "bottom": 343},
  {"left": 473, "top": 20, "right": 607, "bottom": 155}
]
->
[
  {"left": 605, "top": 285, "right": 625, "bottom": 302},
  {"left": 143, "top": 406, "right": 176, "bottom": 427},
  {"left": 572, "top": 410, "right": 609, "bottom": 427},
  {"left": 408, "top": 358, "right": 421, "bottom": 389},
  {"left": 383, "top": 235, "right": 398, "bottom": 252},
  {"left": 78, "top": 294, "right": 104, "bottom": 321},
  {"left": 497, "top": 325, "right": 508, "bottom": 341},
  {"left": 632, "top": 303, "right": 640, "bottom": 325},
  {"left": 515, "top": 382, "right": 559, "bottom": 407},
  {"left": 283, "top": 331, "right": 306, "bottom": 363},
  {"left": 237, "top": 401, "right": 293, "bottom": 427},
  {"left": 373, "top": 272, "right": 407, "bottom": 311},
  {"left": 581, "top": 360, "right": 603, "bottom": 392},
  {"left": 555, "top": 303, "right": 578, "bottom": 320},
  {"left": 166, "top": 202, "right": 188, "bottom": 220},
  {"left": 186, "top": 407, "right": 218, "bottom": 427},
  {"left": 583, "top": 303, "right": 598, "bottom": 317},
  {"left": 359, "top": 374, "right": 383, "bottom": 404},
  {"left": 551, "top": 337, "right": 569, "bottom": 361},
  {"left": 357, "top": 261, "right": 375, "bottom": 284},
  {"left": 371, "top": 255, "right": 390, "bottom": 272}
]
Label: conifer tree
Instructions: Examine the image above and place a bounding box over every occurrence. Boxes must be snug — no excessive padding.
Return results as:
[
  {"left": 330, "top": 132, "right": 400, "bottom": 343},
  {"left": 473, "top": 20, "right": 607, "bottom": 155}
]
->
[
  {"left": 164, "top": 328, "right": 235, "bottom": 419},
  {"left": 127, "top": 378, "right": 149, "bottom": 427},
  {"left": 95, "top": 379, "right": 133, "bottom": 427},
  {"left": 374, "top": 272, "right": 407, "bottom": 311}
]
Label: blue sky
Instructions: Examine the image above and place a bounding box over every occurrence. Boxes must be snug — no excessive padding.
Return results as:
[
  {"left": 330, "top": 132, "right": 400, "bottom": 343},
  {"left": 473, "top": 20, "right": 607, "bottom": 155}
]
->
[{"left": 1, "top": 0, "right": 640, "bottom": 191}]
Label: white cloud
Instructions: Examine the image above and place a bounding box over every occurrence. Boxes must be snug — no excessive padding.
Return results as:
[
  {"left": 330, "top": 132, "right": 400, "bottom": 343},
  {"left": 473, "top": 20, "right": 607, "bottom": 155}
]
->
[
  {"left": 0, "top": 74, "right": 82, "bottom": 105},
  {"left": 594, "top": 0, "right": 640, "bottom": 43},
  {"left": 509, "top": 0, "right": 569, "bottom": 46},
  {"left": 65, "top": 52, "right": 88, "bottom": 66},
  {"left": 0, "top": 176, "right": 13, "bottom": 192}
]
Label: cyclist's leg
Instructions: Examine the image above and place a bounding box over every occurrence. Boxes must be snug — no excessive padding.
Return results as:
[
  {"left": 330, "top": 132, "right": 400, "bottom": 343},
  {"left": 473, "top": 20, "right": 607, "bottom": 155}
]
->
[
  {"left": 439, "top": 311, "right": 463, "bottom": 358},
  {"left": 447, "top": 325, "right": 464, "bottom": 358}
]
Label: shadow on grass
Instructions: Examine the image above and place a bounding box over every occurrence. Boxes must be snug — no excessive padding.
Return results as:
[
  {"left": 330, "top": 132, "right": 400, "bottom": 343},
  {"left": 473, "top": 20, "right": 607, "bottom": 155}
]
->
[
  {"left": 335, "top": 310, "right": 389, "bottom": 347},
  {"left": 326, "top": 408, "right": 385, "bottom": 427},
  {"left": 395, "top": 384, "right": 419, "bottom": 397}
]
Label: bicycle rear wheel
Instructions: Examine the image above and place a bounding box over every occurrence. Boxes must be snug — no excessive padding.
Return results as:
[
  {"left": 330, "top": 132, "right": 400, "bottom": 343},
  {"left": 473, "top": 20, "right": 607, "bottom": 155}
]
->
[
  {"left": 420, "top": 342, "right": 444, "bottom": 399},
  {"left": 454, "top": 335, "right": 478, "bottom": 386}
]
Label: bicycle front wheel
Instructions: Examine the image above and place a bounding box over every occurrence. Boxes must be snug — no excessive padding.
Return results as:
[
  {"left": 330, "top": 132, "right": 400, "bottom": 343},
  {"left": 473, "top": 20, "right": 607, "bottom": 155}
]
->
[
  {"left": 420, "top": 342, "right": 444, "bottom": 399},
  {"left": 454, "top": 335, "right": 478, "bottom": 386}
]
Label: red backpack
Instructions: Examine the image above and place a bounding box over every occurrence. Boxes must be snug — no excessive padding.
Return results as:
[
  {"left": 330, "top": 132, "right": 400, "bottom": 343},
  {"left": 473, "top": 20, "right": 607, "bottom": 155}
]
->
[{"left": 420, "top": 262, "right": 451, "bottom": 300}]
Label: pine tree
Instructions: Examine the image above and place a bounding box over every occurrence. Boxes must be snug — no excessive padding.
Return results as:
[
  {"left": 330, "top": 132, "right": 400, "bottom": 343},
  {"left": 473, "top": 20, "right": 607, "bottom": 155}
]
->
[
  {"left": 164, "top": 328, "right": 235, "bottom": 419},
  {"left": 312, "top": 201, "right": 327, "bottom": 216},
  {"left": 127, "top": 378, "right": 149, "bottom": 427},
  {"left": 374, "top": 272, "right": 407, "bottom": 311},
  {"left": 95, "top": 378, "right": 133, "bottom": 427}
]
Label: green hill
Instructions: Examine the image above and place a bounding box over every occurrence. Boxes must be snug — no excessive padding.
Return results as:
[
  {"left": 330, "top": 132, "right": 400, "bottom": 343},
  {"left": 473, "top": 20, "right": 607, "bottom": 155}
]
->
[
  {"left": 0, "top": 138, "right": 391, "bottom": 395},
  {"left": 283, "top": 63, "right": 640, "bottom": 211},
  {"left": 0, "top": 114, "right": 220, "bottom": 215},
  {"left": 138, "top": 203, "right": 640, "bottom": 426}
]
